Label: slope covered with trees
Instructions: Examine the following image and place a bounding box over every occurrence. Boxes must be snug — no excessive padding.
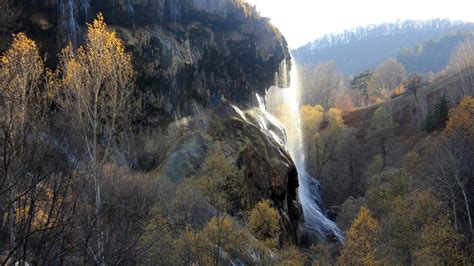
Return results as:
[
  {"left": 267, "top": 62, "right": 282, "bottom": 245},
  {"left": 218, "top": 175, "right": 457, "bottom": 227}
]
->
[
  {"left": 397, "top": 31, "right": 472, "bottom": 73},
  {"left": 294, "top": 19, "right": 474, "bottom": 74},
  {"left": 1, "top": 1, "right": 474, "bottom": 264},
  {"left": 297, "top": 35, "right": 474, "bottom": 263}
]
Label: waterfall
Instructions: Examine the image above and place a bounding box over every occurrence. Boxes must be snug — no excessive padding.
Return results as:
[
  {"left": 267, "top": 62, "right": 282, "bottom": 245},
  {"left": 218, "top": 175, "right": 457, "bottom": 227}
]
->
[
  {"left": 266, "top": 60, "right": 344, "bottom": 244},
  {"left": 80, "top": 0, "right": 91, "bottom": 21},
  {"left": 59, "top": 0, "right": 79, "bottom": 46}
]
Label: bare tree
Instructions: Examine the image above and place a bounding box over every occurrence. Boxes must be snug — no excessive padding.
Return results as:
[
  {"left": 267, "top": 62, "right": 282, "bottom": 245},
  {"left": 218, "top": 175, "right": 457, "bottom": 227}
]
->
[
  {"left": 0, "top": 32, "right": 44, "bottom": 263},
  {"left": 0, "top": 0, "right": 19, "bottom": 34},
  {"left": 447, "top": 35, "right": 474, "bottom": 96},
  {"left": 301, "top": 61, "right": 347, "bottom": 109},
  {"left": 370, "top": 58, "right": 407, "bottom": 113},
  {"left": 375, "top": 58, "right": 407, "bottom": 92},
  {"left": 431, "top": 136, "right": 473, "bottom": 235},
  {"left": 404, "top": 74, "right": 428, "bottom": 127}
]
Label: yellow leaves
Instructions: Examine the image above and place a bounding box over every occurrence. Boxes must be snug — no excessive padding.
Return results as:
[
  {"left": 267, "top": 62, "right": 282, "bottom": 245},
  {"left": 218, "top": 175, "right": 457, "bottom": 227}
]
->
[
  {"left": 327, "top": 107, "right": 345, "bottom": 126},
  {"left": 414, "top": 215, "right": 466, "bottom": 264},
  {"left": 59, "top": 13, "right": 135, "bottom": 158},
  {"left": 0, "top": 55, "right": 9, "bottom": 64},
  {"left": 300, "top": 104, "right": 324, "bottom": 138},
  {"left": 445, "top": 96, "right": 474, "bottom": 140},
  {"left": 247, "top": 200, "right": 281, "bottom": 248},
  {"left": 347, "top": 207, "right": 379, "bottom": 244},
  {"left": 393, "top": 84, "right": 405, "bottom": 96},
  {"left": 193, "top": 146, "right": 249, "bottom": 214},
  {"left": 338, "top": 207, "right": 380, "bottom": 265},
  {"left": 277, "top": 246, "right": 307, "bottom": 266},
  {"left": 85, "top": 12, "right": 131, "bottom": 71},
  {"left": 370, "top": 107, "right": 394, "bottom": 135},
  {"left": 6, "top": 32, "right": 39, "bottom": 58},
  {"left": 61, "top": 12, "right": 134, "bottom": 91},
  {"left": 189, "top": 216, "right": 247, "bottom": 265},
  {"left": 1, "top": 32, "right": 43, "bottom": 92},
  {"left": 1, "top": 31, "right": 45, "bottom": 125}
]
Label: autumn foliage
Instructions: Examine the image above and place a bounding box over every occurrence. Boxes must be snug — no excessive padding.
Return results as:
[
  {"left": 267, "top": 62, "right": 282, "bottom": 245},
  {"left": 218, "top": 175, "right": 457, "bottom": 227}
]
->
[{"left": 338, "top": 207, "right": 380, "bottom": 265}]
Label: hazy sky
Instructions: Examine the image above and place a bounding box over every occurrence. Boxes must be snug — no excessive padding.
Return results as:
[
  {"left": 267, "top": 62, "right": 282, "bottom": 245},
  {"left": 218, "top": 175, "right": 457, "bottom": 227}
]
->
[{"left": 245, "top": 0, "right": 474, "bottom": 49}]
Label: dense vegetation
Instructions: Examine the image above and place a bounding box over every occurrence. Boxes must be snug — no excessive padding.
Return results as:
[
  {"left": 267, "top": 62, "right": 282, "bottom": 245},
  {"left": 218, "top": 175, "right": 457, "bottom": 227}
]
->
[
  {"left": 1, "top": 1, "right": 473, "bottom": 264},
  {"left": 397, "top": 32, "right": 471, "bottom": 73},
  {"left": 0, "top": 13, "right": 306, "bottom": 265},
  {"left": 296, "top": 35, "right": 474, "bottom": 263}
]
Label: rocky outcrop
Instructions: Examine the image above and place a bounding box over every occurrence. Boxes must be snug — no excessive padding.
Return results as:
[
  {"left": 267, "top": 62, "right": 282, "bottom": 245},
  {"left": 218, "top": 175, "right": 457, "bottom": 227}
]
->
[
  {"left": 8, "top": 0, "right": 290, "bottom": 126},
  {"left": 156, "top": 105, "right": 301, "bottom": 245},
  {"left": 6, "top": 0, "right": 297, "bottom": 245}
]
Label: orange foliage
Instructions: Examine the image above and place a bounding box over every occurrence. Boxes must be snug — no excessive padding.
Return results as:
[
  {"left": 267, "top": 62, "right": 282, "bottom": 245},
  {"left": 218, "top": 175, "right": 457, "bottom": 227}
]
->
[
  {"left": 445, "top": 96, "right": 474, "bottom": 139},
  {"left": 392, "top": 84, "right": 405, "bottom": 97},
  {"left": 338, "top": 207, "right": 380, "bottom": 265}
]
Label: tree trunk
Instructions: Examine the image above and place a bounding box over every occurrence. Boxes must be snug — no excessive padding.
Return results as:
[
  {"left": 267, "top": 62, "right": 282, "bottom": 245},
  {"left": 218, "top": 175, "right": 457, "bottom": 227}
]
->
[
  {"left": 449, "top": 187, "right": 458, "bottom": 230},
  {"left": 9, "top": 185, "right": 17, "bottom": 263},
  {"left": 460, "top": 186, "right": 473, "bottom": 235},
  {"left": 380, "top": 138, "right": 387, "bottom": 170}
]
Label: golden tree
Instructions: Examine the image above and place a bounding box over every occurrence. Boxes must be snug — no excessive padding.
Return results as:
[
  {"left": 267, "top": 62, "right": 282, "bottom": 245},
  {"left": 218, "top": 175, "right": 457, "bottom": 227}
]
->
[
  {"left": 445, "top": 96, "right": 474, "bottom": 139},
  {"left": 338, "top": 207, "right": 380, "bottom": 265},
  {"left": 247, "top": 200, "right": 281, "bottom": 248},
  {"left": 0, "top": 32, "right": 44, "bottom": 263},
  {"left": 59, "top": 13, "right": 134, "bottom": 264},
  {"left": 432, "top": 95, "right": 474, "bottom": 235},
  {"left": 303, "top": 106, "right": 347, "bottom": 180},
  {"left": 193, "top": 145, "right": 248, "bottom": 215},
  {"left": 300, "top": 104, "right": 324, "bottom": 141},
  {"left": 190, "top": 216, "right": 245, "bottom": 266},
  {"left": 1, "top": 32, "right": 44, "bottom": 124},
  {"left": 414, "top": 215, "right": 466, "bottom": 264},
  {"left": 277, "top": 246, "right": 307, "bottom": 266}
]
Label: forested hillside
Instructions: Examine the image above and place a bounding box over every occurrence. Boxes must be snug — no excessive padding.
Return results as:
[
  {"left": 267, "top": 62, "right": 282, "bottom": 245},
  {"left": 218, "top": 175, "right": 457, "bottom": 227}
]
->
[
  {"left": 294, "top": 20, "right": 474, "bottom": 74},
  {"left": 1, "top": 0, "right": 473, "bottom": 264},
  {"left": 296, "top": 33, "right": 474, "bottom": 263},
  {"left": 397, "top": 31, "right": 472, "bottom": 73}
]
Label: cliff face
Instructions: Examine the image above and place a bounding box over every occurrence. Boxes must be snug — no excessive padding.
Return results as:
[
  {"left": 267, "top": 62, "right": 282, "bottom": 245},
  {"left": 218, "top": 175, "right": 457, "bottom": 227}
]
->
[
  {"left": 5, "top": 0, "right": 298, "bottom": 245},
  {"left": 9, "top": 0, "right": 290, "bottom": 126}
]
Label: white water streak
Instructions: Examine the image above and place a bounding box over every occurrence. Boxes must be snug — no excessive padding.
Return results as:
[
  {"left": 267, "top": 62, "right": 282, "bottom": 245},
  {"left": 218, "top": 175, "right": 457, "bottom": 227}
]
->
[{"left": 266, "top": 59, "right": 344, "bottom": 244}]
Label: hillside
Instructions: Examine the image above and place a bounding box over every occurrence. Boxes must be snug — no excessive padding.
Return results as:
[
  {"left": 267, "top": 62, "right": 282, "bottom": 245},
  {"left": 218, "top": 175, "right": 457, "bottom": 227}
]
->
[
  {"left": 293, "top": 20, "right": 474, "bottom": 74},
  {"left": 343, "top": 68, "right": 469, "bottom": 129},
  {"left": 397, "top": 31, "right": 473, "bottom": 73}
]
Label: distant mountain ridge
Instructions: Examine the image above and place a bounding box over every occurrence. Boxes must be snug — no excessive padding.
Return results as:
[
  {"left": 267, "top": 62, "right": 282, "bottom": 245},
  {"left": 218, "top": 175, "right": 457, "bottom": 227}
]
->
[
  {"left": 293, "top": 19, "right": 474, "bottom": 75},
  {"left": 396, "top": 31, "right": 473, "bottom": 73}
]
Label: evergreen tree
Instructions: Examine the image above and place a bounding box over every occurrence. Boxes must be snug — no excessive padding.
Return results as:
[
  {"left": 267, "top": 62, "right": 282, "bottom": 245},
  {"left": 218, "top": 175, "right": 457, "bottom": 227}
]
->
[{"left": 425, "top": 96, "right": 449, "bottom": 132}]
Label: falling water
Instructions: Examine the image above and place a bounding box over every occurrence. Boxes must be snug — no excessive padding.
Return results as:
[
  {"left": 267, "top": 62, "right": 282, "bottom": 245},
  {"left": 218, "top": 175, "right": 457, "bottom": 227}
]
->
[
  {"left": 266, "top": 60, "right": 344, "bottom": 244},
  {"left": 80, "top": 0, "right": 91, "bottom": 21},
  {"left": 59, "top": 0, "right": 79, "bottom": 46}
]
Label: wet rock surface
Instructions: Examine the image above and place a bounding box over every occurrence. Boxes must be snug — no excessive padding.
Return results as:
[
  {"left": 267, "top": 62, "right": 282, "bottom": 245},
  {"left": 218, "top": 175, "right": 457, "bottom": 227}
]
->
[
  {"left": 7, "top": 0, "right": 290, "bottom": 126},
  {"left": 156, "top": 105, "right": 301, "bottom": 245}
]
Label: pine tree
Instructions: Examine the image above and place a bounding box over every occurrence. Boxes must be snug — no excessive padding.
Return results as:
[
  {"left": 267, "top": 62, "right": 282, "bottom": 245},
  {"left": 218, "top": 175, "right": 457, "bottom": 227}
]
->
[{"left": 425, "top": 96, "right": 449, "bottom": 132}]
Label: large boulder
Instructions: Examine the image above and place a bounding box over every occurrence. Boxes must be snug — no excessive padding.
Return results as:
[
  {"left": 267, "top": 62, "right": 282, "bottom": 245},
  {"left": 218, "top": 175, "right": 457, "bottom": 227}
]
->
[{"left": 156, "top": 105, "right": 301, "bottom": 245}]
